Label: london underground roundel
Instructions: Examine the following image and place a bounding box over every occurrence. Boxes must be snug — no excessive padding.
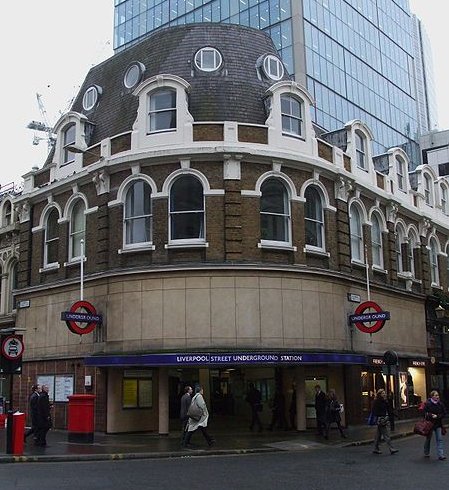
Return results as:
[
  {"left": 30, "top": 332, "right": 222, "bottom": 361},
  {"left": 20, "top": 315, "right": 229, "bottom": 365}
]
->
[
  {"left": 61, "top": 300, "right": 102, "bottom": 335},
  {"left": 350, "top": 301, "right": 390, "bottom": 334}
]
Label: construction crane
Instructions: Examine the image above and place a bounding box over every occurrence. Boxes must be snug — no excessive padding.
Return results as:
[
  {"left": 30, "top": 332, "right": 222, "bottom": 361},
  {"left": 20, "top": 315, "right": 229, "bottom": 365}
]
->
[{"left": 27, "top": 93, "right": 56, "bottom": 152}]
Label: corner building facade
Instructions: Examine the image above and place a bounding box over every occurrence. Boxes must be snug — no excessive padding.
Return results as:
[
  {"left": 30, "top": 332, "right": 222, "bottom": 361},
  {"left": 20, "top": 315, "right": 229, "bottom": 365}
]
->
[{"left": 13, "top": 24, "right": 447, "bottom": 433}]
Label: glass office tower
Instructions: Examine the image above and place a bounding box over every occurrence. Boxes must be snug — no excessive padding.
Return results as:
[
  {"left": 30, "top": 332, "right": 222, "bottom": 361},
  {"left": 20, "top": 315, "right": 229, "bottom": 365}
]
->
[{"left": 113, "top": 0, "right": 435, "bottom": 162}]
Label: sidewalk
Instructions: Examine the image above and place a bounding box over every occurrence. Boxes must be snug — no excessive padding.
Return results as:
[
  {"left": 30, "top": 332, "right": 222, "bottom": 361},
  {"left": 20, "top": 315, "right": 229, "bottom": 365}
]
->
[{"left": 0, "top": 419, "right": 417, "bottom": 464}]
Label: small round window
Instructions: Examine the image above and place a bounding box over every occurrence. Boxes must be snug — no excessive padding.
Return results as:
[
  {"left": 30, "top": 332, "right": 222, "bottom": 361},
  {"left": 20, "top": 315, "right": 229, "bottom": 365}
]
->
[
  {"left": 194, "top": 47, "right": 223, "bottom": 72},
  {"left": 124, "top": 62, "right": 145, "bottom": 89},
  {"left": 262, "top": 55, "right": 284, "bottom": 81},
  {"left": 82, "top": 85, "right": 102, "bottom": 111}
]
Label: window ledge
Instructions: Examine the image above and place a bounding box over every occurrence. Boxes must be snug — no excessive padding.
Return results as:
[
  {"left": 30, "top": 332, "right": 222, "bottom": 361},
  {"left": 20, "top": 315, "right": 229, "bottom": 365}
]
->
[
  {"left": 119, "top": 245, "right": 156, "bottom": 254},
  {"left": 304, "top": 246, "right": 329, "bottom": 257},
  {"left": 165, "top": 241, "right": 209, "bottom": 250},
  {"left": 282, "top": 132, "right": 305, "bottom": 142},
  {"left": 351, "top": 259, "right": 366, "bottom": 269},
  {"left": 258, "top": 241, "right": 297, "bottom": 252},
  {"left": 39, "top": 263, "right": 61, "bottom": 273},
  {"left": 432, "top": 283, "right": 443, "bottom": 290},
  {"left": 372, "top": 265, "right": 388, "bottom": 275},
  {"left": 64, "top": 257, "right": 88, "bottom": 267},
  {"left": 356, "top": 165, "right": 368, "bottom": 172},
  {"left": 397, "top": 271, "right": 413, "bottom": 279}
]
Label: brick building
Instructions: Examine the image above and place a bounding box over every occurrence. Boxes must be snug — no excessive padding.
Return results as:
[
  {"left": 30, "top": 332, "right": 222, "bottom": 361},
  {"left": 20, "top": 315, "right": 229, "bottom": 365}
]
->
[{"left": 10, "top": 24, "right": 449, "bottom": 433}]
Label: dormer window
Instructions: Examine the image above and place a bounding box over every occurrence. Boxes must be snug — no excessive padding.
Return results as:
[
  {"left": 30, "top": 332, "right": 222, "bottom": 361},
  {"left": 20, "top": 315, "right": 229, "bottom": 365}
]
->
[
  {"left": 281, "top": 95, "right": 302, "bottom": 137},
  {"left": 262, "top": 55, "right": 284, "bottom": 81},
  {"left": 63, "top": 123, "right": 76, "bottom": 165},
  {"left": 194, "top": 47, "right": 222, "bottom": 72},
  {"left": 124, "top": 62, "right": 145, "bottom": 89},
  {"left": 82, "top": 85, "right": 102, "bottom": 111},
  {"left": 355, "top": 130, "right": 366, "bottom": 169},
  {"left": 148, "top": 88, "right": 176, "bottom": 133}
]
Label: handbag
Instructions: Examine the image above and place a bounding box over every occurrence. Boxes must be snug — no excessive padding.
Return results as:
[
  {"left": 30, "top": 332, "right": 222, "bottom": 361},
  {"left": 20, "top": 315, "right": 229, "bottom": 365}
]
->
[
  {"left": 367, "top": 411, "right": 378, "bottom": 426},
  {"left": 377, "top": 416, "right": 389, "bottom": 426},
  {"left": 413, "top": 419, "right": 434, "bottom": 436},
  {"left": 187, "top": 396, "right": 203, "bottom": 421}
]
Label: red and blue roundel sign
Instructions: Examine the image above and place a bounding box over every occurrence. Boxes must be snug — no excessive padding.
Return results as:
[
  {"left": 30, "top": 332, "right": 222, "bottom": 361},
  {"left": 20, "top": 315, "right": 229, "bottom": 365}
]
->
[
  {"left": 349, "top": 301, "right": 390, "bottom": 334},
  {"left": 61, "top": 301, "right": 102, "bottom": 335}
]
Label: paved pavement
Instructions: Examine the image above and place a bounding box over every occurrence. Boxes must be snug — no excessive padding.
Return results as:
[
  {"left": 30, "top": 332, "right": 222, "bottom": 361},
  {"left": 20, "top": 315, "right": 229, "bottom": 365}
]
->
[{"left": 0, "top": 418, "right": 417, "bottom": 463}]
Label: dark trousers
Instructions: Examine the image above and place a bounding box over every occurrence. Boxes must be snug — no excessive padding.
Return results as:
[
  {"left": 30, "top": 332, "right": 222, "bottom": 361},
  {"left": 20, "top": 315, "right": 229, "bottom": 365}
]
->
[
  {"left": 269, "top": 409, "right": 288, "bottom": 430},
  {"left": 24, "top": 425, "right": 37, "bottom": 441},
  {"left": 180, "top": 418, "right": 189, "bottom": 445},
  {"left": 325, "top": 419, "right": 346, "bottom": 438},
  {"left": 184, "top": 426, "right": 214, "bottom": 446},
  {"left": 316, "top": 411, "right": 326, "bottom": 435},
  {"left": 250, "top": 406, "right": 263, "bottom": 431},
  {"left": 35, "top": 422, "right": 50, "bottom": 446}
]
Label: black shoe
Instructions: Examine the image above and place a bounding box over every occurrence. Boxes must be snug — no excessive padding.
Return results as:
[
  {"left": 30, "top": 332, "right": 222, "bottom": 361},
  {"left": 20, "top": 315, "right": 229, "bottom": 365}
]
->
[
  {"left": 390, "top": 449, "right": 398, "bottom": 455},
  {"left": 372, "top": 449, "right": 382, "bottom": 454},
  {"left": 439, "top": 456, "right": 447, "bottom": 460},
  {"left": 208, "top": 439, "right": 216, "bottom": 447}
]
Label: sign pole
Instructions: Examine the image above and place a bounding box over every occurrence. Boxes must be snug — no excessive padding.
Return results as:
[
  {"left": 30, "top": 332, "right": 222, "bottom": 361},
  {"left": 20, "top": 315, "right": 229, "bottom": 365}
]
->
[
  {"left": 80, "top": 239, "right": 84, "bottom": 301},
  {"left": 365, "top": 245, "right": 371, "bottom": 301}
]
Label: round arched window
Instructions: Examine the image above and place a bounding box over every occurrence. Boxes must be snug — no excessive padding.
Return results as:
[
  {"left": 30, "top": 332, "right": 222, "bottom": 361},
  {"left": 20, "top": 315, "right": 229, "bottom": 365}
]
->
[{"left": 194, "top": 47, "right": 223, "bottom": 72}]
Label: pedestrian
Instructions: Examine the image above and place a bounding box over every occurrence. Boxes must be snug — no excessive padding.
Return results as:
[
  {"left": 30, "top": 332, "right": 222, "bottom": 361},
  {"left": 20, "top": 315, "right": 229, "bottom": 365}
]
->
[
  {"left": 268, "top": 386, "right": 288, "bottom": 431},
  {"left": 245, "top": 382, "right": 263, "bottom": 432},
  {"left": 324, "top": 389, "right": 347, "bottom": 439},
  {"left": 314, "top": 384, "right": 327, "bottom": 436},
  {"left": 372, "top": 388, "right": 398, "bottom": 455},
  {"left": 183, "top": 385, "right": 215, "bottom": 448},
  {"left": 35, "top": 384, "right": 52, "bottom": 447},
  {"left": 289, "top": 383, "right": 297, "bottom": 430},
  {"left": 180, "top": 385, "right": 193, "bottom": 446},
  {"left": 387, "top": 392, "right": 398, "bottom": 431},
  {"left": 24, "top": 384, "right": 41, "bottom": 442},
  {"left": 423, "top": 390, "right": 447, "bottom": 460}
]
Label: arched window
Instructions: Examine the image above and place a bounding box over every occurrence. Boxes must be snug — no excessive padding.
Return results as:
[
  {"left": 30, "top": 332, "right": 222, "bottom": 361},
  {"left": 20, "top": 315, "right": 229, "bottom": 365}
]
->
[
  {"left": 45, "top": 209, "right": 59, "bottom": 266},
  {"left": 9, "top": 261, "right": 18, "bottom": 311},
  {"left": 355, "top": 130, "right": 366, "bottom": 169},
  {"left": 63, "top": 123, "right": 76, "bottom": 164},
  {"left": 260, "top": 179, "right": 290, "bottom": 243},
  {"left": 304, "top": 186, "right": 324, "bottom": 250},
  {"left": 396, "top": 156, "right": 406, "bottom": 191},
  {"left": 424, "top": 174, "right": 433, "bottom": 206},
  {"left": 69, "top": 200, "right": 86, "bottom": 260},
  {"left": 148, "top": 88, "right": 176, "bottom": 133},
  {"left": 371, "top": 214, "right": 383, "bottom": 268},
  {"left": 281, "top": 95, "right": 302, "bottom": 137},
  {"left": 124, "top": 180, "right": 152, "bottom": 246},
  {"left": 349, "top": 204, "right": 364, "bottom": 262},
  {"left": 3, "top": 200, "right": 12, "bottom": 226},
  {"left": 395, "top": 225, "right": 406, "bottom": 274},
  {"left": 429, "top": 238, "right": 439, "bottom": 285},
  {"left": 169, "top": 175, "right": 204, "bottom": 241},
  {"left": 441, "top": 184, "right": 448, "bottom": 214},
  {"left": 408, "top": 230, "right": 419, "bottom": 278}
]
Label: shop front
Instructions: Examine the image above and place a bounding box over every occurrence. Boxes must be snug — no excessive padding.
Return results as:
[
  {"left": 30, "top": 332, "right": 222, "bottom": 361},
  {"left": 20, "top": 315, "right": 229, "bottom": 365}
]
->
[{"left": 361, "top": 356, "right": 427, "bottom": 421}]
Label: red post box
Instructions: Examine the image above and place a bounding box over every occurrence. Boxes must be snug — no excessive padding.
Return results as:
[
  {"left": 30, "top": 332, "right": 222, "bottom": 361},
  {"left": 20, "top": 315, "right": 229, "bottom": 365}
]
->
[
  {"left": 67, "top": 394, "right": 96, "bottom": 443},
  {"left": 8, "top": 411, "right": 26, "bottom": 455}
]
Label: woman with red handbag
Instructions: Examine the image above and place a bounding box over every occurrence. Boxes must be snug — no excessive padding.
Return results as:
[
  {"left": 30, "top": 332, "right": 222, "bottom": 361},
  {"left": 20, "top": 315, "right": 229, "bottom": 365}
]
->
[{"left": 424, "top": 390, "right": 447, "bottom": 460}]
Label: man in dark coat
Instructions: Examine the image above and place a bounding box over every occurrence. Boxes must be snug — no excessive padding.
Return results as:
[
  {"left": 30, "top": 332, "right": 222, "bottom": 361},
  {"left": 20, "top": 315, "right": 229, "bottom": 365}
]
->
[
  {"left": 24, "top": 384, "right": 41, "bottom": 442},
  {"left": 315, "top": 384, "right": 327, "bottom": 436},
  {"left": 180, "top": 385, "right": 192, "bottom": 446},
  {"left": 35, "top": 384, "right": 52, "bottom": 447},
  {"left": 246, "top": 383, "right": 263, "bottom": 432}
]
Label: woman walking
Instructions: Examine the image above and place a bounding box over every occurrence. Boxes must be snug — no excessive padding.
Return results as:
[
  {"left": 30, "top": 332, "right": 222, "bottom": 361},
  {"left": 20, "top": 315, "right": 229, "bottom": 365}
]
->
[
  {"left": 372, "top": 389, "right": 398, "bottom": 455},
  {"left": 183, "top": 385, "right": 215, "bottom": 448},
  {"left": 324, "top": 389, "right": 347, "bottom": 439},
  {"left": 424, "top": 390, "right": 446, "bottom": 460}
]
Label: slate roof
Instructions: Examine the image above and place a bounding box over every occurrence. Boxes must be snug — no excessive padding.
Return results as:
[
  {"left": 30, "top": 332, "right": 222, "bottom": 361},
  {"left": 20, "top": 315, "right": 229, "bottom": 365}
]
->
[{"left": 70, "top": 23, "right": 291, "bottom": 148}]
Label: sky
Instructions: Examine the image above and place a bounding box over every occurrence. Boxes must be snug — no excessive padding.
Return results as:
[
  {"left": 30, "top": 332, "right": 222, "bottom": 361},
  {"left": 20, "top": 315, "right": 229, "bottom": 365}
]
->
[{"left": 1, "top": 0, "right": 447, "bottom": 187}]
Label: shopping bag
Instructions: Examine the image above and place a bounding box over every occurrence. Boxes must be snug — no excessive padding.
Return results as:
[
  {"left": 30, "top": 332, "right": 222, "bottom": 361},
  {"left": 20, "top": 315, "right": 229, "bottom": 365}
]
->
[
  {"left": 367, "top": 411, "right": 377, "bottom": 426},
  {"left": 187, "top": 398, "right": 203, "bottom": 421},
  {"left": 413, "top": 419, "right": 434, "bottom": 436}
]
